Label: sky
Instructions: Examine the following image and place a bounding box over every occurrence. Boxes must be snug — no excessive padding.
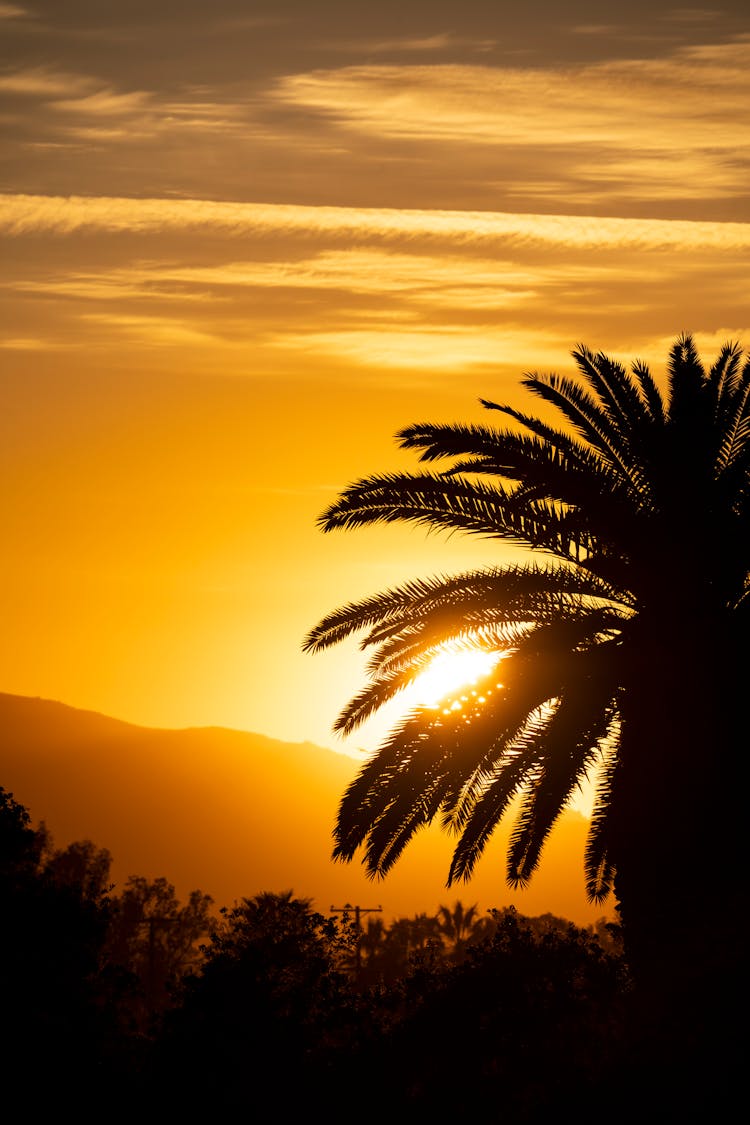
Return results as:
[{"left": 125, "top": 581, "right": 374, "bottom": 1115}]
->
[{"left": 2, "top": 0, "right": 749, "bottom": 774}]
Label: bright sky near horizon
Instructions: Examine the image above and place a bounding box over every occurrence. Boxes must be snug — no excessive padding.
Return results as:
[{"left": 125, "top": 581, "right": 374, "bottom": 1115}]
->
[{"left": 2, "top": 0, "right": 749, "bottom": 768}]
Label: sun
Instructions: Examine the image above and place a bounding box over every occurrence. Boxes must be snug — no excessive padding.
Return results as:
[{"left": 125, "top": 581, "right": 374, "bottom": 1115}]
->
[{"left": 410, "top": 644, "right": 502, "bottom": 709}]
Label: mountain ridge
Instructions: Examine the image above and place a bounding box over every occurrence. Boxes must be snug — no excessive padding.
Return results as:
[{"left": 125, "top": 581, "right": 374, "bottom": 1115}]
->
[{"left": 0, "top": 691, "right": 609, "bottom": 925}]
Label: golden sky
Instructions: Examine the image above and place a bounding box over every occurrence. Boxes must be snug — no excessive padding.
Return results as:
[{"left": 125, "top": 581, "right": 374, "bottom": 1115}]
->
[{"left": 2, "top": 0, "right": 749, "bottom": 767}]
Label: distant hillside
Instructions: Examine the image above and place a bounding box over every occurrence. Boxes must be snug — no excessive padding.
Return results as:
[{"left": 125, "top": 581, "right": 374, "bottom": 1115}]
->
[{"left": 0, "top": 692, "right": 611, "bottom": 925}]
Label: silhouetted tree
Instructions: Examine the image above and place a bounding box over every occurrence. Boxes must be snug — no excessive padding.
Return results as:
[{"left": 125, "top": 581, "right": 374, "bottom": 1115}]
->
[
  {"left": 0, "top": 789, "right": 131, "bottom": 1109},
  {"left": 362, "top": 905, "right": 627, "bottom": 1119},
  {"left": 147, "top": 891, "right": 362, "bottom": 1111},
  {"left": 353, "top": 914, "right": 408, "bottom": 984},
  {"left": 0, "top": 786, "right": 46, "bottom": 877},
  {"left": 408, "top": 909, "right": 442, "bottom": 952},
  {"left": 358, "top": 913, "right": 387, "bottom": 964},
  {"left": 304, "top": 336, "right": 747, "bottom": 1084},
  {"left": 43, "top": 837, "right": 114, "bottom": 901},
  {"left": 103, "top": 875, "right": 213, "bottom": 1032},
  {"left": 435, "top": 899, "right": 491, "bottom": 961},
  {"left": 586, "top": 913, "right": 623, "bottom": 958}
]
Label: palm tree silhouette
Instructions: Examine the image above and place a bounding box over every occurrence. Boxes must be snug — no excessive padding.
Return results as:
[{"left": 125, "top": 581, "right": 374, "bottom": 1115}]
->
[
  {"left": 304, "top": 335, "right": 748, "bottom": 1007},
  {"left": 436, "top": 900, "right": 490, "bottom": 961}
]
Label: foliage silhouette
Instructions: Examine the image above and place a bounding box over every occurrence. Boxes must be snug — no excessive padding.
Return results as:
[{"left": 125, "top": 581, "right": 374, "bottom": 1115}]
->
[
  {"left": 103, "top": 875, "right": 213, "bottom": 1033},
  {"left": 43, "top": 837, "right": 114, "bottom": 901},
  {"left": 146, "top": 890, "right": 364, "bottom": 1111},
  {"left": 305, "top": 336, "right": 747, "bottom": 1027},
  {"left": 0, "top": 789, "right": 130, "bottom": 1109},
  {"left": 138, "top": 892, "right": 627, "bottom": 1117},
  {"left": 435, "top": 898, "right": 491, "bottom": 960},
  {"left": 364, "top": 906, "right": 629, "bottom": 1119},
  {"left": 3, "top": 782, "right": 735, "bottom": 1118}
]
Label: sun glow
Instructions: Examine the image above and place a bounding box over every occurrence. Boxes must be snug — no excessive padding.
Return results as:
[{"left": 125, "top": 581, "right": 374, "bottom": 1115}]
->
[{"left": 411, "top": 645, "right": 502, "bottom": 709}]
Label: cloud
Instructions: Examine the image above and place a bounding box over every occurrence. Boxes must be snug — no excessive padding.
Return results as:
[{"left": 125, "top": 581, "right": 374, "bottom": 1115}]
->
[
  {"left": 267, "top": 38, "right": 750, "bottom": 205},
  {"left": 325, "top": 33, "right": 497, "bottom": 54},
  {"left": 273, "top": 42, "right": 750, "bottom": 149},
  {"left": 0, "top": 335, "right": 54, "bottom": 350},
  {"left": 266, "top": 325, "right": 568, "bottom": 371},
  {"left": 1, "top": 193, "right": 749, "bottom": 252},
  {"left": 2, "top": 16, "right": 745, "bottom": 215},
  {"left": 658, "top": 8, "right": 722, "bottom": 23},
  {"left": 80, "top": 311, "right": 221, "bottom": 347},
  {"left": 0, "top": 3, "right": 29, "bottom": 17},
  {"left": 517, "top": 152, "right": 749, "bottom": 205},
  {"left": 0, "top": 65, "right": 250, "bottom": 151},
  {"left": 52, "top": 89, "right": 154, "bottom": 116},
  {"left": 5, "top": 226, "right": 743, "bottom": 379},
  {"left": 0, "top": 67, "right": 95, "bottom": 96},
  {"left": 11, "top": 251, "right": 536, "bottom": 304}
]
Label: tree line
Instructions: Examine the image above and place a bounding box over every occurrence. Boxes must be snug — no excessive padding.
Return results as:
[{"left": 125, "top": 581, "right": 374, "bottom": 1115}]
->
[{"left": 0, "top": 783, "right": 733, "bottom": 1121}]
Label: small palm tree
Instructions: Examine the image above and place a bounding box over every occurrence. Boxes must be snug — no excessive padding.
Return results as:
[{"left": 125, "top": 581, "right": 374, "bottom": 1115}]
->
[
  {"left": 436, "top": 900, "right": 490, "bottom": 961},
  {"left": 304, "top": 335, "right": 749, "bottom": 1002}
]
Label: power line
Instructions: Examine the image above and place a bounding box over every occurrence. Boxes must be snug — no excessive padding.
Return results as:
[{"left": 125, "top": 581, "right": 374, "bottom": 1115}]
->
[
  {"left": 330, "top": 903, "right": 383, "bottom": 973},
  {"left": 330, "top": 902, "right": 382, "bottom": 930}
]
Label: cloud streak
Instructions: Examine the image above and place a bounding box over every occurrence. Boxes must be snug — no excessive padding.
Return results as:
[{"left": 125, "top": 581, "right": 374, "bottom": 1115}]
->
[
  {"left": 273, "top": 39, "right": 750, "bottom": 148},
  {"left": 2, "top": 193, "right": 749, "bottom": 251},
  {"left": 0, "top": 67, "right": 95, "bottom": 96}
]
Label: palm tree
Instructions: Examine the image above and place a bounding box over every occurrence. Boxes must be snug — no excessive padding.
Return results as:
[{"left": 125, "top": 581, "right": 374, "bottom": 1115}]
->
[
  {"left": 436, "top": 900, "right": 490, "bottom": 961},
  {"left": 303, "top": 335, "right": 748, "bottom": 1010}
]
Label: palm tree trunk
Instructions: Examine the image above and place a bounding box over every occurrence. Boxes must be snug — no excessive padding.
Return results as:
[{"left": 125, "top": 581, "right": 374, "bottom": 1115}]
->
[{"left": 610, "top": 623, "right": 743, "bottom": 1091}]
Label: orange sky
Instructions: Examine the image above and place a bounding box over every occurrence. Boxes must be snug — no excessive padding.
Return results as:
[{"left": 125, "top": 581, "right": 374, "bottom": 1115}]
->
[{"left": 2, "top": 0, "right": 749, "bottom": 784}]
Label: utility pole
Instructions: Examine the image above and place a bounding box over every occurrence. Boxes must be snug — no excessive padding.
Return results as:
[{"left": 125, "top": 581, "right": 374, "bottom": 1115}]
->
[
  {"left": 330, "top": 903, "right": 383, "bottom": 974},
  {"left": 330, "top": 903, "right": 383, "bottom": 930}
]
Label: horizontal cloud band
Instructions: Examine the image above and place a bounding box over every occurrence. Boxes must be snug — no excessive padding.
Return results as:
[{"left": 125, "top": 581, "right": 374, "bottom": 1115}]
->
[{"left": 1, "top": 194, "right": 749, "bottom": 252}]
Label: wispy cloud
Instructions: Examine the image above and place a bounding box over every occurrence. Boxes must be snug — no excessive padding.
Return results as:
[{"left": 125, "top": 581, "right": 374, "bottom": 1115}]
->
[
  {"left": 2, "top": 15, "right": 745, "bottom": 216},
  {"left": 658, "top": 8, "right": 722, "bottom": 24},
  {"left": 274, "top": 41, "right": 750, "bottom": 147},
  {"left": 267, "top": 325, "right": 568, "bottom": 371},
  {"left": 10, "top": 251, "right": 538, "bottom": 308},
  {"left": 52, "top": 89, "right": 154, "bottom": 116},
  {"left": 0, "top": 335, "right": 55, "bottom": 350},
  {"left": 0, "top": 3, "right": 29, "bottom": 18},
  {"left": 270, "top": 38, "right": 750, "bottom": 205},
  {"left": 324, "top": 32, "right": 497, "bottom": 54},
  {"left": 4, "top": 209, "right": 745, "bottom": 378},
  {"left": 2, "top": 194, "right": 749, "bottom": 251},
  {"left": 0, "top": 67, "right": 96, "bottom": 96},
  {"left": 80, "top": 312, "right": 221, "bottom": 347}
]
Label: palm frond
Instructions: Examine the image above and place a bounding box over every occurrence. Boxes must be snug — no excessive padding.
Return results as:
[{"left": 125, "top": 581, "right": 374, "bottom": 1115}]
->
[
  {"left": 583, "top": 726, "right": 620, "bottom": 901},
  {"left": 305, "top": 563, "right": 629, "bottom": 654},
  {"left": 317, "top": 471, "right": 516, "bottom": 537},
  {"left": 332, "top": 663, "right": 424, "bottom": 735},
  {"left": 332, "top": 709, "right": 470, "bottom": 873},
  {"left": 302, "top": 574, "right": 462, "bottom": 653},
  {"left": 318, "top": 565, "right": 630, "bottom": 736},
  {"left": 443, "top": 630, "right": 620, "bottom": 880},
  {"left": 709, "top": 340, "right": 743, "bottom": 406},
  {"left": 521, "top": 372, "right": 638, "bottom": 477},
  {"left": 630, "top": 359, "right": 666, "bottom": 426},
  {"left": 317, "top": 470, "right": 606, "bottom": 563},
  {"left": 715, "top": 370, "right": 750, "bottom": 475},
  {"left": 667, "top": 333, "right": 707, "bottom": 425},
  {"left": 445, "top": 721, "right": 550, "bottom": 884},
  {"left": 571, "top": 344, "right": 655, "bottom": 438},
  {"left": 505, "top": 684, "right": 618, "bottom": 887}
]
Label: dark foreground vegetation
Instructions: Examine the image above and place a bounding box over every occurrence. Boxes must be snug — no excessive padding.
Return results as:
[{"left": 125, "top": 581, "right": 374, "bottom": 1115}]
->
[{"left": 1, "top": 786, "right": 737, "bottom": 1122}]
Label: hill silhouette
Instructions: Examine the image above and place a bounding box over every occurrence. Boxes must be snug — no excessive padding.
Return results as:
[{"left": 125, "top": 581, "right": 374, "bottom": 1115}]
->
[{"left": 0, "top": 692, "right": 610, "bottom": 925}]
